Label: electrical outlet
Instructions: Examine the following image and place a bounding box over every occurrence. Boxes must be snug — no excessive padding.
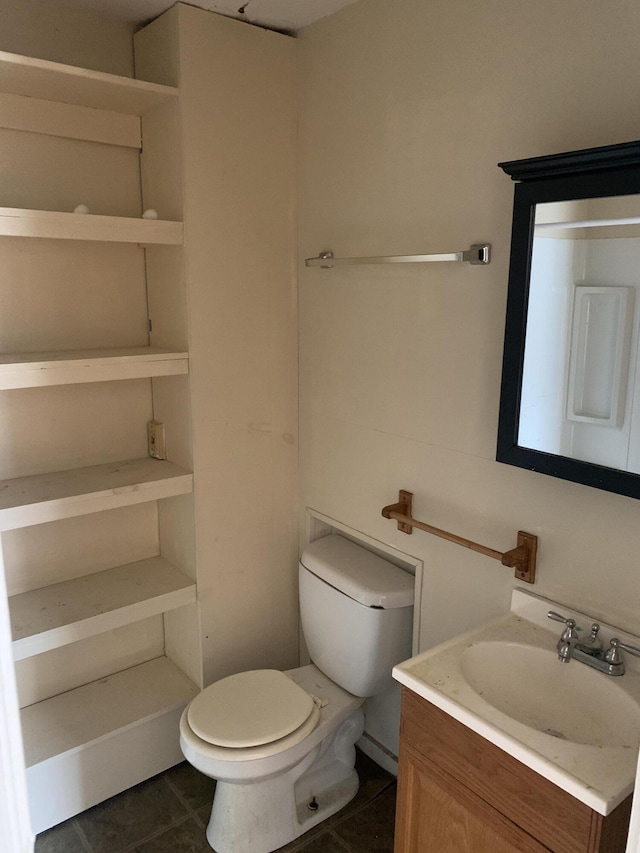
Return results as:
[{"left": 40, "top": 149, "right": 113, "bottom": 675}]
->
[{"left": 147, "top": 420, "right": 167, "bottom": 460}]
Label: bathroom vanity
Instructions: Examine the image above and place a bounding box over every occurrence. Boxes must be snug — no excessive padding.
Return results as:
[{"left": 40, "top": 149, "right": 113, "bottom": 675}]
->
[
  {"left": 392, "top": 590, "right": 640, "bottom": 853},
  {"left": 394, "top": 689, "right": 631, "bottom": 853}
]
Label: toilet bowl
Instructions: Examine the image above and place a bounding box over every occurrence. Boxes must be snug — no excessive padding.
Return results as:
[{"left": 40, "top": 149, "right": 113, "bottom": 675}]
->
[
  {"left": 180, "top": 534, "right": 414, "bottom": 853},
  {"left": 180, "top": 664, "right": 364, "bottom": 853}
]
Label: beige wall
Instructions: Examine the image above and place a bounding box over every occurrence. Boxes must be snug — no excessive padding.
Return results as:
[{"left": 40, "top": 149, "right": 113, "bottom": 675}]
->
[
  {"left": 298, "top": 0, "right": 640, "bottom": 650},
  {"left": 0, "top": 0, "right": 134, "bottom": 76}
]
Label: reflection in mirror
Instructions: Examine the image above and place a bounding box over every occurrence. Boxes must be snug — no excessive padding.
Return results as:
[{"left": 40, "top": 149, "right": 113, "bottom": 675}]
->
[
  {"left": 497, "top": 140, "right": 640, "bottom": 499},
  {"left": 521, "top": 195, "right": 640, "bottom": 472}
]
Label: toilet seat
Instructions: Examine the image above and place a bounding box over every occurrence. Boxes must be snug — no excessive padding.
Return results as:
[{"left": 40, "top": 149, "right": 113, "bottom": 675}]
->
[{"left": 187, "top": 669, "right": 316, "bottom": 749}]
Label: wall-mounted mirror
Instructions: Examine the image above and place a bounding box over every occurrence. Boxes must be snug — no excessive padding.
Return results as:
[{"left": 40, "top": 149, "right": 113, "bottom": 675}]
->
[{"left": 497, "top": 141, "right": 640, "bottom": 499}]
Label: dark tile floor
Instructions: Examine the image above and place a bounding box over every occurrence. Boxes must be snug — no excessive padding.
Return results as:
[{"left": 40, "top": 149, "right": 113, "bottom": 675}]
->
[{"left": 35, "top": 750, "right": 397, "bottom": 853}]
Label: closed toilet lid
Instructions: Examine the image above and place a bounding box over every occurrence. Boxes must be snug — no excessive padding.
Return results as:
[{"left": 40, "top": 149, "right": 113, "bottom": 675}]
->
[{"left": 187, "top": 669, "right": 316, "bottom": 748}]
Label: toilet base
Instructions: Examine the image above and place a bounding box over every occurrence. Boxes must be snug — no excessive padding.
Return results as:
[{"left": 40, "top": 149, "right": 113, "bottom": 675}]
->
[{"left": 205, "top": 709, "right": 364, "bottom": 853}]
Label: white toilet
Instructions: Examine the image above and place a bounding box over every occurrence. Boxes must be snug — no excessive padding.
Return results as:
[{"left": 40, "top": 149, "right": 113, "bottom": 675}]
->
[{"left": 179, "top": 534, "right": 414, "bottom": 853}]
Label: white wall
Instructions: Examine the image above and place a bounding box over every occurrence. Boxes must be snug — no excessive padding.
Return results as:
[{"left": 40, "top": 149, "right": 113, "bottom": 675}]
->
[
  {"left": 519, "top": 237, "right": 574, "bottom": 455},
  {"left": 572, "top": 239, "right": 640, "bottom": 471},
  {"left": 136, "top": 5, "right": 300, "bottom": 686},
  {"left": 298, "top": 0, "right": 640, "bottom": 655}
]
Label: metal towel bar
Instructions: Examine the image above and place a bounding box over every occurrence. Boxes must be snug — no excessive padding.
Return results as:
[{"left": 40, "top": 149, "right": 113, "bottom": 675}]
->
[{"left": 305, "top": 243, "right": 491, "bottom": 268}]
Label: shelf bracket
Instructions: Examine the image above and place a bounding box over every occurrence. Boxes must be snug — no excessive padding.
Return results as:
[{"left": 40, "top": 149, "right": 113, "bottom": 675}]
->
[{"left": 382, "top": 490, "right": 537, "bottom": 584}]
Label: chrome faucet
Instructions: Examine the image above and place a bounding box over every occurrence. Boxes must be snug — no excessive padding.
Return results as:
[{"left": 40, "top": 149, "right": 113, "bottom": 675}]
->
[
  {"left": 547, "top": 610, "right": 640, "bottom": 676},
  {"left": 547, "top": 611, "right": 579, "bottom": 663}
]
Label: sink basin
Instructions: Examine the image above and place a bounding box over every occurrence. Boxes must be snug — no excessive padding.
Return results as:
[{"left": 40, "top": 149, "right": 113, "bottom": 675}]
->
[
  {"left": 461, "top": 641, "right": 640, "bottom": 748},
  {"left": 393, "top": 589, "right": 640, "bottom": 814}
]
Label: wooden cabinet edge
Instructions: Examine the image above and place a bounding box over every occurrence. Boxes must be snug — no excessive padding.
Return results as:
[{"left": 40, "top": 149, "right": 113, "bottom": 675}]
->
[{"left": 397, "top": 688, "right": 632, "bottom": 853}]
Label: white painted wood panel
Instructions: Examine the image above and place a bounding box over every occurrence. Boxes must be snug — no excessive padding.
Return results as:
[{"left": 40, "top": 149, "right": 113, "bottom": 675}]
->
[
  {"left": 145, "top": 247, "right": 188, "bottom": 349},
  {"left": 21, "top": 656, "right": 197, "bottom": 767},
  {"left": 0, "top": 207, "right": 182, "bottom": 243},
  {"left": 27, "top": 704, "right": 186, "bottom": 835},
  {"left": 140, "top": 102, "right": 183, "bottom": 223},
  {"left": 0, "top": 92, "right": 141, "bottom": 148},
  {"left": 138, "top": 21, "right": 201, "bottom": 688},
  {"left": 0, "top": 545, "right": 33, "bottom": 852},
  {"left": 0, "top": 347, "right": 188, "bottom": 389},
  {"left": 0, "top": 380, "right": 151, "bottom": 481},
  {"left": 164, "top": 604, "right": 202, "bottom": 688},
  {"left": 0, "top": 49, "right": 178, "bottom": 115},
  {"left": 15, "top": 618, "right": 165, "bottom": 708},
  {"left": 3, "top": 503, "right": 159, "bottom": 597},
  {"left": 0, "top": 458, "right": 193, "bottom": 531},
  {"left": 0, "top": 241, "right": 148, "bottom": 353},
  {"left": 10, "top": 557, "right": 195, "bottom": 660},
  {"left": 135, "top": 4, "right": 299, "bottom": 688},
  {"left": 0, "top": 128, "right": 142, "bottom": 217}
]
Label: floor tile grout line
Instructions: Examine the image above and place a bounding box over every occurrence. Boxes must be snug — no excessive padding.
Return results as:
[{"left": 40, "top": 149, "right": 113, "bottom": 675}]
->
[
  {"left": 71, "top": 817, "right": 94, "bottom": 853},
  {"left": 70, "top": 776, "right": 195, "bottom": 853},
  {"left": 162, "top": 772, "right": 205, "bottom": 818},
  {"left": 324, "top": 829, "right": 355, "bottom": 853},
  {"left": 119, "top": 811, "right": 197, "bottom": 853},
  {"left": 326, "top": 780, "right": 398, "bottom": 836}
]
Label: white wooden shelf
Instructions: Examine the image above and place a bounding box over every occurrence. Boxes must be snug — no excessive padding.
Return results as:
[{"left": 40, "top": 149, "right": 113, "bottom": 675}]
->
[
  {"left": 10, "top": 557, "right": 196, "bottom": 660},
  {"left": 0, "top": 347, "right": 188, "bottom": 389},
  {"left": 0, "top": 457, "right": 193, "bottom": 531},
  {"left": 22, "top": 656, "right": 197, "bottom": 766},
  {"left": 23, "top": 656, "right": 197, "bottom": 833},
  {"left": 0, "top": 49, "right": 178, "bottom": 116},
  {"left": 0, "top": 207, "right": 182, "bottom": 244}
]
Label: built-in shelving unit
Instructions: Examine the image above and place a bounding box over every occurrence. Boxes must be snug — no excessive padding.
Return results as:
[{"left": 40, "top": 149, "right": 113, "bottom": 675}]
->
[
  {"left": 0, "top": 457, "right": 193, "bottom": 531},
  {"left": 0, "top": 44, "right": 198, "bottom": 834},
  {"left": 22, "top": 656, "right": 198, "bottom": 769},
  {"left": 10, "top": 557, "right": 196, "bottom": 660},
  {"left": 0, "top": 347, "right": 188, "bottom": 389},
  {"left": 0, "top": 207, "right": 183, "bottom": 243},
  {"left": 0, "top": 49, "right": 178, "bottom": 114},
  {"left": 22, "top": 657, "right": 199, "bottom": 834}
]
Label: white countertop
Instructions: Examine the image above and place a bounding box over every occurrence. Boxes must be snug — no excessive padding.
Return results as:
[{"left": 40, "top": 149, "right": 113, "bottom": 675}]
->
[{"left": 393, "top": 588, "right": 640, "bottom": 815}]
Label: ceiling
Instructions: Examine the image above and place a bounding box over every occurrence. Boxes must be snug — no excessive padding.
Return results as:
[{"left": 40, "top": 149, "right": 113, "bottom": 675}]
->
[{"left": 60, "top": 0, "right": 359, "bottom": 32}]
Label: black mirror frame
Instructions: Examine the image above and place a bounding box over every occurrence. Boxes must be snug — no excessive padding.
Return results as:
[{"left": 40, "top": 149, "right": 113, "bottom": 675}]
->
[{"left": 497, "top": 141, "right": 640, "bottom": 500}]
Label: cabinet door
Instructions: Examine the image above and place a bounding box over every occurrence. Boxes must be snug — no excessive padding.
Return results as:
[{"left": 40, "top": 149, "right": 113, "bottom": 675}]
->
[{"left": 394, "top": 743, "right": 551, "bottom": 853}]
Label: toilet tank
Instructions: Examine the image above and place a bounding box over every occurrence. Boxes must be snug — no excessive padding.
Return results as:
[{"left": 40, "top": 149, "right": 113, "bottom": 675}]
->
[{"left": 299, "top": 534, "right": 414, "bottom": 698}]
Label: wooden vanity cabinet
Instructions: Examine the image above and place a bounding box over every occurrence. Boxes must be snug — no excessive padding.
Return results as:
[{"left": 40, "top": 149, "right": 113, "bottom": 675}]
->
[{"left": 394, "top": 688, "right": 632, "bottom": 853}]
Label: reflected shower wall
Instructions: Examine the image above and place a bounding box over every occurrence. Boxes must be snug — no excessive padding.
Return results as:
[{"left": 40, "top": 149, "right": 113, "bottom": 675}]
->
[{"left": 519, "top": 197, "right": 640, "bottom": 473}]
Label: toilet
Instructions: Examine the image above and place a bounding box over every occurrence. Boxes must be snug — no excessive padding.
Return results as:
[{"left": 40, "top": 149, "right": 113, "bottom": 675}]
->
[{"left": 179, "top": 534, "right": 414, "bottom": 853}]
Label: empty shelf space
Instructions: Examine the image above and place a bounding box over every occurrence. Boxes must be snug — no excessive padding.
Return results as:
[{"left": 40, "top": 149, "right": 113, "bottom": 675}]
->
[
  {"left": 21, "top": 656, "right": 199, "bottom": 768},
  {"left": 0, "top": 457, "right": 193, "bottom": 531},
  {"left": 0, "top": 49, "right": 178, "bottom": 115},
  {"left": 0, "top": 207, "right": 183, "bottom": 244},
  {"left": 0, "top": 347, "right": 188, "bottom": 389},
  {"left": 10, "top": 557, "right": 196, "bottom": 660}
]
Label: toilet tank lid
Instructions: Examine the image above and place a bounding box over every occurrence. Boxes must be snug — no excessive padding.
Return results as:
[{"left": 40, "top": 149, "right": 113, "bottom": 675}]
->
[{"left": 300, "top": 535, "right": 414, "bottom": 609}]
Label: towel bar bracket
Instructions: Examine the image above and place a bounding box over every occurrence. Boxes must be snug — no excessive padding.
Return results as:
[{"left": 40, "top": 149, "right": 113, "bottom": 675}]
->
[
  {"left": 465, "top": 243, "right": 491, "bottom": 265},
  {"left": 381, "top": 489, "right": 414, "bottom": 534},
  {"left": 381, "top": 490, "right": 537, "bottom": 584}
]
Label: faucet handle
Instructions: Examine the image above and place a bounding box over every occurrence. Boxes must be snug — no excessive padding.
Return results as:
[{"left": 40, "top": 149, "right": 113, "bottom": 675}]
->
[
  {"left": 547, "top": 611, "right": 578, "bottom": 640},
  {"left": 606, "top": 638, "right": 640, "bottom": 664}
]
